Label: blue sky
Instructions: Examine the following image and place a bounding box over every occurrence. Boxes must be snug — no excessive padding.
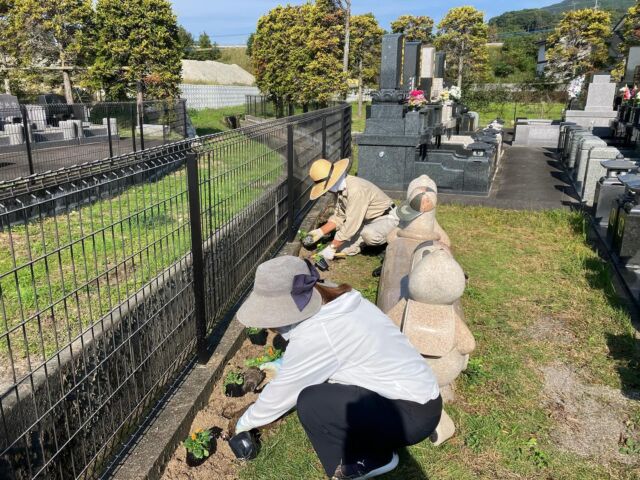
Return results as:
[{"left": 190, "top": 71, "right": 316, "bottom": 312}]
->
[{"left": 172, "top": 1, "right": 559, "bottom": 45}]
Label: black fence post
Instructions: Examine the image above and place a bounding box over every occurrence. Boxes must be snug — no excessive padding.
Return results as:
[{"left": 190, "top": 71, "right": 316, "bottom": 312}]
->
[
  {"left": 106, "top": 104, "right": 114, "bottom": 158},
  {"left": 21, "top": 105, "right": 35, "bottom": 176},
  {"left": 138, "top": 104, "right": 145, "bottom": 151},
  {"left": 186, "top": 152, "right": 208, "bottom": 363},
  {"left": 322, "top": 117, "right": 327, "bottom": 158},
  {"left": 182, "top": 99, "right": 188, "bottom": 139},
  {"left": 287, "top": 123, "right": 295, "bottom": 241},
  {"left": 130, "top": 105, "right": 137, "bottom": 153}
]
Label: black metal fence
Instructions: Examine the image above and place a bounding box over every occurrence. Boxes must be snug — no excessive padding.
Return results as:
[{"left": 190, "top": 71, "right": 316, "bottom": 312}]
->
[
  {"left": 0, "top": 102, "right": 351, "bottom": 479},
  {"left": 245, "top": 95, "right": 338, "bottom": 119},
  {"left": 0, "top": 100, "right": 189, "bottom": 182}
]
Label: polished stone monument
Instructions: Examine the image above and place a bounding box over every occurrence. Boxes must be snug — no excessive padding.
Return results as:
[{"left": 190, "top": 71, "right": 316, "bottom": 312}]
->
[
  {"left": 565, "top": 74, "right": 618, "bottom": 137},
  {"left": 594, "top": 158, "right": 637, "bottom": 226}
]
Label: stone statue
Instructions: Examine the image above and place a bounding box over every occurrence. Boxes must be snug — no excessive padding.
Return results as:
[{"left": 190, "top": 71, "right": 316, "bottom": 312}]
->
[{"left": 378, "top": 175, "right": 476, "bottom": 446}]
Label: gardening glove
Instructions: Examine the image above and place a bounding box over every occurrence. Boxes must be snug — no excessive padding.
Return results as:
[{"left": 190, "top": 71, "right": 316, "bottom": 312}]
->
[
  {"left": 319, "top": 245, "right": 336, "bottom": 261},
  {"left": 308, "top": 228, "right": 325, "bottom": 243},
  {"left": 258, "top": 358, "right": 283, "bottom": 375}
]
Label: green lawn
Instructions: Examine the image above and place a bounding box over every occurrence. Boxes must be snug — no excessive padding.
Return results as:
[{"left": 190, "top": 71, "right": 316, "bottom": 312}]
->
[
  {"left": 475, "top": 102, "right": 566, "bottom": 129},
  {"left": 0, "top": 138, "right": 283, "bottom": 365},
  {"left": 239, "top": 206, "right": 640, "bottom": 480},
  {"left": 190, "top": 106, "right": 246, "bottom": 136}
]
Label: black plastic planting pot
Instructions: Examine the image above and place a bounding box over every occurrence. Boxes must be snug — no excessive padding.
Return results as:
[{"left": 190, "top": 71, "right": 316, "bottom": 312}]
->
[
  {"left": 229, "top": 431, "right": 259, "bottom": 460},
  {"left": 248, "top": 329, "right": 268, "bottom": 346},
  {"left": 224, "top": 383, "right": 245, "bottom": 398},
  {"left": 186, "top": 451, "right": 209, "bottom": 467}
]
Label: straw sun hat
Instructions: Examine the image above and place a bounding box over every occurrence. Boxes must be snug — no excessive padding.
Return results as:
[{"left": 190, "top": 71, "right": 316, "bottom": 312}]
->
[
  {"left": 237, "top": 256, "right": 323, "bottom": 329},
  {"left": 309, "top": 158, "right": 350, "bottom": 200}
]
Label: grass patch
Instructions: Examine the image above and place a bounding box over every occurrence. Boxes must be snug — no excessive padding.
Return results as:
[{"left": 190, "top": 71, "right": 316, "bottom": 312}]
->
[
  {"left": 0, "top": 138, "right": 283, "bottom": 368},
  {"left": 475, "top": 101, "right": 565, "bottom": 128},
  {"left": 190, "top": 106, "right": 245, "bottom": 136},
  {"left": 219, "top": 46, "right": 253, "bottom": 74},
  {"left": 350, "top": 101, "right": 368, "bottom": 133},
  {"left": 240, "top": 206, "right": 640, "bottom": 480}
]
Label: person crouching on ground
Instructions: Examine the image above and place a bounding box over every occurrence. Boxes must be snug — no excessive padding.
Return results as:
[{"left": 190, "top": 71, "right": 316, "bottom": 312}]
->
[
  {"left": 305, "top": 158, "right": 399, "bottom": 260},
  {"left": 234, "top": 256, "right": 442, "bottom": 479}
]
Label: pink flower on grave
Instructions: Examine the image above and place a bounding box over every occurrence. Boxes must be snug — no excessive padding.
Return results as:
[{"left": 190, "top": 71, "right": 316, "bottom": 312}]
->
[
  {"left": 408, "top": 89, "right": 427, "bottom": 109},
  {"left": 623, "top": 86, "right": 631, "bottom": 100}
]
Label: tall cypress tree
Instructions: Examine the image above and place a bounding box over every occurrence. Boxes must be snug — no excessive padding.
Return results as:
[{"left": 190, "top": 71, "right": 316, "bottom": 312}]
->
[{"left": 91, "top": 0, "right": 182, "bottom": 100}]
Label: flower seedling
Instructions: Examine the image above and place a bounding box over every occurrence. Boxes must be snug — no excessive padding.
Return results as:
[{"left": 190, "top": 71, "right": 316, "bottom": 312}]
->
[
  {"left": 245, "top": 346, "right": 282, "bottom": 368},
  {"left": 223, "top": 371, "right": 245, "bottom": 397},
  {"left": 183, "top": 428, "right": 213, "bottom": 467},
  {"left": 246, "top": 327, "right": 267, "bottom": 345},
  {"left": 297, "top": 229, "right": 308, "bottom": 241}
]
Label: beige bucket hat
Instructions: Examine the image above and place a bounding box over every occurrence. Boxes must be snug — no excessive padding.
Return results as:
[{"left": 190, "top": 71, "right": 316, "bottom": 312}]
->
[
  {"left": 237, "top": 256, "right": 323, "bottom": 328},
  {"left": 309, "top": 158, "right": 350, "bottom": 200}
]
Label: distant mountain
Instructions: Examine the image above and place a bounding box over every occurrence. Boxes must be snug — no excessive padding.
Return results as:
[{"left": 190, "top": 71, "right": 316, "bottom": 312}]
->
[{"left": 489, "top": 0, "right": 634, "bottom": 37}]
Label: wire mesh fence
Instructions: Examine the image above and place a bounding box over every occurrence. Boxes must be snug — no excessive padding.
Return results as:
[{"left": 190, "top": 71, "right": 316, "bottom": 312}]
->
[
  {"left": 0, "top": 100, "right": 189, "bottom": 182},
  {"left": 245, "top": 95, "right": 340, "bottom": 120},
  {"left": 0, "top": 102, "right": 351, "bottom": 479}
]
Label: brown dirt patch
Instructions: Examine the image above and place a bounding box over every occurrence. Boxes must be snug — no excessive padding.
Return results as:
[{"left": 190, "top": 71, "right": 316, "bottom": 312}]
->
[
  {"left": 542, "top": 362, "right": 640, "bottom": 466},
  {"left": 525, "top": 315, "right": 576, "bottom": 345},
  {"left": 161, "top": 334, "right": 281, "bottom": 480}
]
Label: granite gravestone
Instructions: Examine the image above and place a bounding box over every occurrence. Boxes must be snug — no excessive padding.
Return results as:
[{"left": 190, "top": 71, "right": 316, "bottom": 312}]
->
[
  {"left": 565, "top": 74, "right": 617, "bottom": 137},
  {"left": 594, "top": 158, "right": 637, "bottom": 226},
  {"left": 359, "top": 34, "right": 433, "bottom": 194},
  {"left": 420, "top": 46, "right": 435, "bottom": 79},
  {"left": 625, "top": 46, "right": 640, "bottom": 84},
  {"left": 380, "top": 33, "right": 403, "bottom": 90},
  {"left": 434, "top": 52, "right": 446, "bottom": 78},
  {"left": 403, "top": 41, "right": 422, "bottom": 91}
]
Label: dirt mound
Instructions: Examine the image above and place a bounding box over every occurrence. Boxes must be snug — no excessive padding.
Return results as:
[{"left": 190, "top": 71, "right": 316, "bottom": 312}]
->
[
  {"left": 181, "top": 60, "right": 255, "bottom": 86},
  {"left": 542, "top": 363, "right": 640, "bottom": 466}
]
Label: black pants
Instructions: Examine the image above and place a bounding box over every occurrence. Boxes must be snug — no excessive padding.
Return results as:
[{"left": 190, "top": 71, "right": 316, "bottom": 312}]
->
[{"left": 297, "top": 383, "right": 442, "bottom": 476}]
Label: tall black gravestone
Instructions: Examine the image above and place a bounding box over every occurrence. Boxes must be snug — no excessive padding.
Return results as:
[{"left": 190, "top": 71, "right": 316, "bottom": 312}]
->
[{"left": 357, "top": 34, "right": 440, "bottom": 196}]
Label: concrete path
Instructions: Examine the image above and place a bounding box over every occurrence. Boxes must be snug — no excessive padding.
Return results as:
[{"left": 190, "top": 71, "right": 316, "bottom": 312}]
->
[{"left": 440, "top": 143, "right": 580, "bottom": 211}]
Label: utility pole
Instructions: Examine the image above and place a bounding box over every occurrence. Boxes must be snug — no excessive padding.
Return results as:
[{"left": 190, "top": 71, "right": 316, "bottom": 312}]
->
[{"left": 342, "top": 0, "right": 351, "bottom": 73}]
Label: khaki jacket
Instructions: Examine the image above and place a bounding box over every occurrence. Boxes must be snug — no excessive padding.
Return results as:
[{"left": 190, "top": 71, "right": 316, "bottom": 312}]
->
[{"left": 329, "top": 175, "right": 394, "bottom": 242}]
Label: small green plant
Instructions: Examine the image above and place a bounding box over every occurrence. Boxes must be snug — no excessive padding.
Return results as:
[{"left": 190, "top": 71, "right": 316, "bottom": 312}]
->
[
  {"left": 518, "top": 437, "right": 549, "bottom": 468},
  {"left": 297, "top": 229, "right": 308, "bottom": 241},
  {"left": 183, "top": 428, "right": 213, "bottom": 460},
  {"left": 246, "top": 327, "right": 263, "bottom": 335},
  {"left": 245, "top": 346, "right": 282, "bottom": 368},
  {"left": 620, "top": 437, "right": 640, "bottom": 455},
  {"left": 223, "top": 371, "right": 244, "bottom": 388}
]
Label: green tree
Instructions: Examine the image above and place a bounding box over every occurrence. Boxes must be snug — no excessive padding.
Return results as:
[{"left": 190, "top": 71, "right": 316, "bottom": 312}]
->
[
  {"left": 246, "top": 32, "right": 255, "bottom": 58},
  {"left": 11, "top": 0, "right": 93, "bottom": 102},
  {"left": 391, "top": 15, "right": 435, "bottom": 44},
  {"left": 91, "top": 0, "right": 182, "bottom": 100},
  {"left": 435, "top": 6, "right": 489, "bottom": 88},
  {"left": 193, "top": 32, "right": 221, "bottom": 61},
  {"left": 177, "top": 25, "right": 194, "bottom": 58},
  {"left": 349, "top": 13, "right": 383, "bottom": 117},
  {"left": 0, "top": 0, "right": 17, "bottom": 94},
  {"left": 252, "top": 2, "right": 347, "bottom": 112},
  {"left": 545, "top": 8, "right": 611, "bottom": 82}
]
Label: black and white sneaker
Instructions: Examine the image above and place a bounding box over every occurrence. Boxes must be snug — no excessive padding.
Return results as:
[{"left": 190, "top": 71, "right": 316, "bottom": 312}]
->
[{"left": 332, "top": 452, "right": 399, "bottom": 480}]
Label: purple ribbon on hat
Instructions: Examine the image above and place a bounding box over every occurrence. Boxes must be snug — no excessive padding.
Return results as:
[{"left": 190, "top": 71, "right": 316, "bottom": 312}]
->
[{"left": 291, "top": 259, "right": 320, "bottom": 311}]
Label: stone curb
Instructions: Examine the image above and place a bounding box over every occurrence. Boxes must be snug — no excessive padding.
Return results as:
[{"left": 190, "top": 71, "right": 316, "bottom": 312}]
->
[{"left": 108, "top": 197, "right": 331, "bottom": 480}]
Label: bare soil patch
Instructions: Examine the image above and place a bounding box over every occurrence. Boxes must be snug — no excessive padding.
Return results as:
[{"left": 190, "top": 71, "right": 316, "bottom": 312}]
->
[
  {"left": 542, "top": 362, "right": 640, "bottom": 466},
  {"left": 161, "top": 335, "right": 281, "bottom": 480},
  {"left": 525, "top": 315, "right": 576, "bottom": 345}
]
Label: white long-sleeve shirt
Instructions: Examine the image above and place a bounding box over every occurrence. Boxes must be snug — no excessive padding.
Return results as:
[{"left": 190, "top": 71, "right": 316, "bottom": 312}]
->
[{"left": 238, "top": 290, "right": 440, "bottom": 431}]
